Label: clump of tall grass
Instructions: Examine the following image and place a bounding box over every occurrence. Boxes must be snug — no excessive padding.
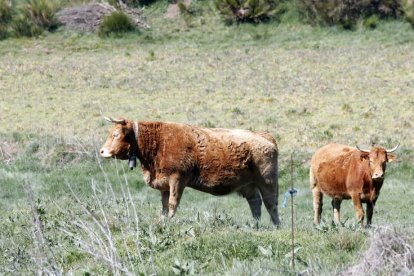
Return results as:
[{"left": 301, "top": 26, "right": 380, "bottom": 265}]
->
[
  {"left": 11, "top": 0, "right": 59, "bottom": 37},
  {"left": 0, "top": 0, "right": 12, "bottom": 39},
  {"left": 403, "top": 0, "right": 414, "bottom": 27},
  {"left": 0, "top": 0, "right": 12, "bottom": 24},
  {"left": 98, "top": 11, "right": 136, "bottom": 37}
]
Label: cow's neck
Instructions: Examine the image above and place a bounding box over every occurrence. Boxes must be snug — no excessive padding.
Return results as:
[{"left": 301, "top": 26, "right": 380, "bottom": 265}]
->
[
  {"left": 366, "top": 177, "right": 383, "bottom": 202},
  {"left": 128, "top": 121, "right": 139, "bottom": 170},
  {"left": 136, "top": 122, "right": 162, "bottom": 171}
]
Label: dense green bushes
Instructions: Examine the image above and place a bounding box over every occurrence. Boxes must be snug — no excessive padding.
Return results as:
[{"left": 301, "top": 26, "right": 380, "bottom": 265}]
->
[
  {"left": 298, "top": 0, "right": 407, "bottom": 28},
  {"left": 213, "top": 0, "right": 413, "bottom": 28},
  {"left": 1, "top": 0, "right": 414, "bottom": 40}
]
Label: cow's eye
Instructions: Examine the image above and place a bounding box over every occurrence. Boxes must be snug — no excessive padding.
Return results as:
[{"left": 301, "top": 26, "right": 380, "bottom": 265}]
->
[{"left": 113, "top": 132, "right": 120, "bottom": 139}]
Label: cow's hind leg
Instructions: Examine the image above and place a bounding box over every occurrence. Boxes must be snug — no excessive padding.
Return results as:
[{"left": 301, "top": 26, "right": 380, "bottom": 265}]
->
[
  {"left": 161, "top": 191, "right": 169, "bottom": 216},
  {"left": 310, "top": 169, "right": 323, "bottom": 224},
  {"left": 312, "top": 188, "right": 323, "bottom": 224},
  {"left": 331, "top": 198, "right": 342, "bottom": 224},
  {"left": 239, "top": 186, "right": 262, "bottom": 221},
  {"left": 258, "top": 184, "right": 280, "bottom": 226},
  {"left": 168, "top": 173, "right": 185, "bottom": 218}
]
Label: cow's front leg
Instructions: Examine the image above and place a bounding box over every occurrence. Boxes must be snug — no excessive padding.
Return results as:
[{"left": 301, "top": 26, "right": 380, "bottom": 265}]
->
[
  {"left": 168, "top": 174, "right": 185, "bottom": 218},
  {"left": 161, "top": 191, "right": 170, "bottom": 216},
  {"left": 331, "top": 198, "right": 342, "bottom": 224},
  {"left": 351, "top": 194, "right": 364, "bottom": 226},
  {"left": 366, "top": 199, "right": 377, "bottom": 227}
]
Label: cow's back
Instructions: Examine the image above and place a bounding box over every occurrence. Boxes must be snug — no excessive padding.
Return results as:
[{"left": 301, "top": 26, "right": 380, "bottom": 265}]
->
[
  {"left": 189, "top": 127, "right": 278, "bottom": 194},
  {"left": 310, "top": 143, "right": 356, "bottom": 198}
]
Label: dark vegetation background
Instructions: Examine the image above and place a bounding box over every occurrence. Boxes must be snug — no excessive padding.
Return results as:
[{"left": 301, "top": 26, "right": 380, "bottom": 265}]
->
[{"left": 0, "top": 0, "right": 413, "bottom": 274}]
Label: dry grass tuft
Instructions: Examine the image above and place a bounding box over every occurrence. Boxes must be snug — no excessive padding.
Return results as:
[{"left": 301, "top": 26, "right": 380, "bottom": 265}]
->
[
  {"left": 0, "top": 141, "right": 20, "bottom": 163},
  {"left": 343, "top": 225, "right": 414, "bottom": 275}
]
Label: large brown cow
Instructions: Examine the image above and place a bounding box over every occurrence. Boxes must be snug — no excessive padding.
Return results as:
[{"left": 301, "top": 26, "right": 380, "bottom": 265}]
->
[
  {"left": 310, "top": 143, "right": 398, "bottom": 227},
  {"left": 100, "top": 117, "right": 280, "bottom": 225}
]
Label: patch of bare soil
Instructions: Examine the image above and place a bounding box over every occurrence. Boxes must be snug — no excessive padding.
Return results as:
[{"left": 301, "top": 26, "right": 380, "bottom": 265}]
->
[
  {"left": 56, "top": 1, "right": 149, "bottom": 32},
  {"left": 342, "top": 225, "right": 414, "bottom": 275}
]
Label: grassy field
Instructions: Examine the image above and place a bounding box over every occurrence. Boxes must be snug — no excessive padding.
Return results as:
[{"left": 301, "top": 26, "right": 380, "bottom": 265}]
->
[{"left": 1, "top": 2, "right": 414, "bottom": 274}]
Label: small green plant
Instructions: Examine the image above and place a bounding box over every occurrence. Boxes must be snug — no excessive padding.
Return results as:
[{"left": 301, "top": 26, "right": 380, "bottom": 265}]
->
[
  {"left": 364, "top": 14, "right": 379, "bottom": 29},
  {"left": 215, "top": 0, "right": 280, "bottom": 24},
  {"left": 98, "top": 11, "right": 135, "bottom": 37}
]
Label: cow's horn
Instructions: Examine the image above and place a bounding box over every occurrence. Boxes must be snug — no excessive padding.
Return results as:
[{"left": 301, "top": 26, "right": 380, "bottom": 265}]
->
[
  {"left": 356, "top": 145, "right": 370, "bottom": 153},
  {"left": 103, "top": 116, "right": 125, "bottom": 124},
  {"left": 386, "top": 144, "right": 399, "bottom": 153}
]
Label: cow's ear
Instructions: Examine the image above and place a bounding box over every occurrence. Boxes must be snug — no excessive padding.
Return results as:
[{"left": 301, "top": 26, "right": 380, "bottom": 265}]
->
[
  {"left": 360, "top": 152, "right": 369, "bottom": 161},
  {"left": 387, "top": 153, "right": 397, "bottom": 163}
]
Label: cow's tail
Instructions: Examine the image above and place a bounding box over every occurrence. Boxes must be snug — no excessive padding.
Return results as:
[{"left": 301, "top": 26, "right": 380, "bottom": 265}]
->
[{"left": 309, "top": 167, "right": 317, "bottom": 189}]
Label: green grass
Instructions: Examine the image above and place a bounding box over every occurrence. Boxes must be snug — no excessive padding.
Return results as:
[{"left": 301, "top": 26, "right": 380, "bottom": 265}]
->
[
  {"left": 0, "top": 139, "right": 412, "bottom": 274},
  {"left": 0, "top": 2, "right": 414, "bottom": 274}
]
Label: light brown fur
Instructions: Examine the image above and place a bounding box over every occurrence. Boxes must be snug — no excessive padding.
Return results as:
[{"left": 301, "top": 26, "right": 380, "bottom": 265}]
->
[
  {"left": 100, "top": 120, "right": 280, "bottom": 225},
  {"left": 310, "top": 143, "right": 396, "bottom": 226}
]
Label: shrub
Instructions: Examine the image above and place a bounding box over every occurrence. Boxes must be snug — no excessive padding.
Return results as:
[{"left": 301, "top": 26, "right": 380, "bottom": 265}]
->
[
  {"left": 301, "top": 0, "right": 404, "bottom": 28},
  {"left": 0, "top": 0, "right": 12, "bottom": 24},
  {"left": 300, "top": 0, "right": 371, "bottom": 28},
  {"left": 215, "top": 0, "right": 280, "bottom": 24},
  {"left": 11, "top": 0, "right": 59, "bottom": 37},
  {"left": 98, "top": 11, "right": 135, "bottom": 37},
  {"left": 402, "top": 0, "right": 414, "bottom": 26}
]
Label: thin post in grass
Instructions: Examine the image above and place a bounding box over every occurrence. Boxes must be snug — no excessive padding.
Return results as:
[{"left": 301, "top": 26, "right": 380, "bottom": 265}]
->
[{"left": 290, "top": 153, "right": 295, "bottom": 272}]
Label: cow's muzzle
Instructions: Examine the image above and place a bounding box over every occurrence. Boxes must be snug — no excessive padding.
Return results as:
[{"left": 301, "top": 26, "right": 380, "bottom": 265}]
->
[
  {"left": 100, "top": 148, "right": 112, "bottom": 158},
  {"left": 372, "top": 172, "right": 384, "bottom": 180}
]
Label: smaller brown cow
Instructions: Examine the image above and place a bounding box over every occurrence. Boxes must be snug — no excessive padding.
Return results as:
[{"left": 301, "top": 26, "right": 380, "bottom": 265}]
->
[{"left": 310, "top": 143, "right": 398, "bottom": 226}]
